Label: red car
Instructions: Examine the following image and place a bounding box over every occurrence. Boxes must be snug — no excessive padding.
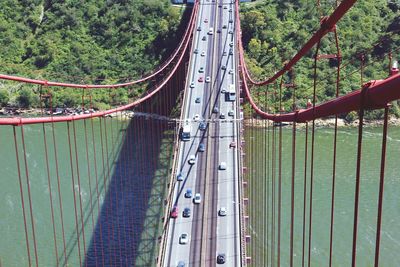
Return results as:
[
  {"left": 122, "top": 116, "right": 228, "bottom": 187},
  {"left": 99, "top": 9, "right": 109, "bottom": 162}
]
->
[
  {"left": 204, "top": 19, "right": 208, "bottom": 23},
  {"left": 198, "top": 77, "right": 204, "bottom": 82},
  {"left": 170, "top": 206, "right": 178, "bottom": 218}
]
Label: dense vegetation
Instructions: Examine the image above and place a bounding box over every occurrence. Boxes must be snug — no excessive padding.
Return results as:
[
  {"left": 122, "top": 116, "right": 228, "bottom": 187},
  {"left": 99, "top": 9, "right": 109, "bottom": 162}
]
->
[
  {"left": 0, "top": 0, "right": 185, "bottom": 109},
  {"left": 240, "top": 0, "right": 400, "bottom": 120}
]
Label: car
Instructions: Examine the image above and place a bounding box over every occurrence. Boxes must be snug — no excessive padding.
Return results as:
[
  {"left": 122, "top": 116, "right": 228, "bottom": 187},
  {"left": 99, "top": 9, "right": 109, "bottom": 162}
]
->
[
  {"left": 229, "top": 50, "right": 233, "bottom": 55},
  {"left": 217, "top": 253, "right": 226, "bottom": 264},
  {"left": 229, "top": 141, "right": 236, "bottom": 148},
  {"left": 193, "top": 114, "right": 200, "bottom": 121},
  {"left": 205, "top": 76, "right": 211, "bottom": 83},
  {"left": 197, "top": 26, "right": 201, "bottom": 31},
  {"left": 194, "top": 48, "right": 199, "bottom": 54},
  {"left": 198, "top": 77, "right": 204, "bottom": 82},
  {"left": 198, "top": 143, "right": 205, "bottom": 152},
  {"left": 183, "top": 207, "right": 191, "bottom": 218},
  {"left": 202, "top": 36, "right": 207, "bottom": 41},
  {"left": 223, "top": 51, "right": 227, "bottom": 56},
  {"left": 224, "top": 5, "right": 227, "bottom": 9},
  {"left": 228, "top": 110, "right": 234, "bottom": 116},
  {"left": 195, "top": 97, "right": 201, "bottom": 103},
  {"left": 190, "top": 82, "right": 195, "bottom": 88},
  {"left": 199, "top": 122, "right": 206, "bottom": 130},
  {"left": 228, "top": 69, "right": 234, "bottom": 74},
  {"left": 221, "top": 65, "right": 226, "bottom": 70},
  {"left": 218, "top": 4, "right": 222, "bottom": 7},
  {"left": 204, "top": 18, "right": 208, "bottom": 23},
  {"left": 213, "top": 106, "right": 219, "bottom": 113},
  {"left": 229, "top": 30, "right": 233, "bottom": 34},
  {"left": 229, "top": 8, "right": 232, "bottom": 12},
  {"left": 193, "top": 193, "right": 201, "bottom": 204},
  {"left": 188, "top": 155, "right": 196, "bottom": 165},
  {"left": 219, "top": 162, "right": 227, "bottom": 170},
  {"left": 201, "top": 51, "right": 206, "bottom": 56},
  {"left": 199, "top": 67, "right": 204, "bottom": 73},
  {"left": 179, "top": 233, "right": 189, "bottom": 244},
  {"left": 177, "top": 173, "right": 184, "bottom": 181},
  {"left": 177, "top": 261, "right": 185, "bottom": 267},
  {"left": 221, "top": 88, "right": 227, "bottom": 93},
  {"left": 219, "top": 207, "right": 227, "bottom": 216},
  {"left": 185, "top": 189, "right": 193, "bottom": 198},
  {"left": 229, "top": 19, "right": 233, "bottom": 23},
  {"left": 170, "top": 206, "right": 178, "bottom": 218},
  {"left": 217, "top": 29, "right": 221, "bottom": 33},
  {"left": 220, "top": 113, "right": 226, "bottom": 119},
  {"left": 222, "top": 25, "right": 227, "bottom": 29},
  {"left": 229, "top": 42, "right": 234, "bottom": 47}
]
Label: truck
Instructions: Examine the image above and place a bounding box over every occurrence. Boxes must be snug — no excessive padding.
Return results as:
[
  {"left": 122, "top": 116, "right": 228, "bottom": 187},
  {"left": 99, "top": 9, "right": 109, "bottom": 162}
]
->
[
  {"left": 225, "top": 84, "right": 236, "bottom": 101},
  {"left": 180, "top": 123, "right": 191, "bottom": 141}
]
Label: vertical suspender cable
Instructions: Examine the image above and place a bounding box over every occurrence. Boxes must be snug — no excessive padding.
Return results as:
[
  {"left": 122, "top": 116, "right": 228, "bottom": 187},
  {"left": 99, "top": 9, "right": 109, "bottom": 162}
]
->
[
  {"left": 290, "top": 86, "right": 297, "bottom": 267},
  {"left": 278, "top": 77, "right": 284, "bottom": 267},
  {"left": 308, "top": 40, "right": 321, "bottom": 267},
  {"left": 329, "top": 28, "right": 341, "bottom": 267},
  {"left": 373, "top": 106, "right": 389, "bottom": 267},
  {"left": 67, "top": 121, "right": 82, "bottom": 266},
  {"left": 99, "top": 117, "right": 112, "bottom": 266},
  {"left": 103, "top": 115, "right": 117, "bottom": 265},
  {"left": 42, "top": 122, "right": 59, "bottom": 265},
  {"left": 20, "top": 126, "right": 39, "bottom": 267},
  {"left": 51, "top": 120, "right": 68, "bottom": 266},
  {"left": 89, "top": 97, "right": 106, "bottom": 266},
  {"left": 351, "top": 55, "right": 366, "bottom": 267},
  {"left": 265, "top": 86, "right": 270, "bottom": 267},
  {"left": 72, "top": 120, "right": 87, "bottom": 264},
  {"left": 302, "top": 123, "right": 309, "bottom": 267},
  {"left": 83, "top": 116, "right": 98, "bottom": 266},
  {"left": 13, "top": 126, "right": 31, "bottom": 267}
]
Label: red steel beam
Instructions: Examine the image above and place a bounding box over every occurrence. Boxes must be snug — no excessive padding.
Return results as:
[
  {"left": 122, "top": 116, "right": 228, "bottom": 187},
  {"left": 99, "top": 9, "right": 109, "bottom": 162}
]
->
[
  {"left": 242, "top": 72, "right": 400, "bottom": 123},
  {"left": 0, "top": 2, "right": 199, "bottom": 125}
]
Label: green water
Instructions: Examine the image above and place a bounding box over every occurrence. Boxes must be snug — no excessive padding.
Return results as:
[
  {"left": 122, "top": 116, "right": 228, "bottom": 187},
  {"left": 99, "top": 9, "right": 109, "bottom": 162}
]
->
[
  {"left": 0, "top": 117, "right": 175, "bottom": 266},
  {"left": 245, "top": 125, "right": 400, "bottom": 267}
]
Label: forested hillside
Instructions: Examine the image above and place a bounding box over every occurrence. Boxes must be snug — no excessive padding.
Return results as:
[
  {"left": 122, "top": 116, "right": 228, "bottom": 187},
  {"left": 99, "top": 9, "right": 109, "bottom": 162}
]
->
[
  {"left": 240, "top": 0, "right": 400, "bottom": 119},
  {"left": 0, "top": 0, "right": 185, "bottom": 109}
]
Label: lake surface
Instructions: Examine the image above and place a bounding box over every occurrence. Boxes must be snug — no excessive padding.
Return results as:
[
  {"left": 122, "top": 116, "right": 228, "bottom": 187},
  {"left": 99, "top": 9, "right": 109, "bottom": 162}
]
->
[
  {"left": 0, "top": 116, "right": 175, "bottom": 266},
  {"left": 245, "top": 125, "right": 400, "bottom": 267}
]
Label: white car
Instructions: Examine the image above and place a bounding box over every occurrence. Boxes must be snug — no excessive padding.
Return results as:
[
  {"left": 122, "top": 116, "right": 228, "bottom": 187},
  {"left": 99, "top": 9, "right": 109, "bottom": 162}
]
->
[
  {"left": 193, "top": 114, "right": 201, "bottom": 121},
  {"left": 188, "top": 155, "right": 196, "bottom": 165},
  {"left": 229, "top": 69, "right": 234, "bottom": 75},
  {"left": 179, "top": 233, "right": 189, "bottom": 244},
  {"left": 228, "top": 110, "right": 234, "bottom": 117},
  {"left": 205, "top": 76, "right": 211, "bottom": 83},
  {"left": 219, "top": 207, "right": 227, "bottom": 216},
  {"left": 190, "top": 82, "right": 195, "bottom": 88},
  {"left": 201, "top": 51, "right": 206, "bottom": 57},
  {"left": 193, "top": 193, "right": 201, "bottom": 204},
  {"left": 219, "top": 162, "right": 227, "bottom": 170}
]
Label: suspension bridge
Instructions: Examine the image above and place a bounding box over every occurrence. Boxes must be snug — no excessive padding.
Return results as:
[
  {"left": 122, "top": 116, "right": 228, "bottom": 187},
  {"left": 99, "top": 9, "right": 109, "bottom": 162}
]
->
[{"left": 0, "top": 0, "right": 399, "bottom": 266}]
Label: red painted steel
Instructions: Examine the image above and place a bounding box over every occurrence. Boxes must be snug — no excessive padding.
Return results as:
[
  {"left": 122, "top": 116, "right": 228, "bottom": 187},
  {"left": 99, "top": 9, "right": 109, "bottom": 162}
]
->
[
  {"left": 0, "top": 2, "right": 199, "bottom": 126},
  {"left": 239, "top": 0, "right": 356, "bottom": 85}
]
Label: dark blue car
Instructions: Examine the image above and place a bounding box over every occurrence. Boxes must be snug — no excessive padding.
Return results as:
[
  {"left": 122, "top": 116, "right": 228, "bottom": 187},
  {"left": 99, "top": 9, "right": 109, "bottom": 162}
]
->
[{"left": 185, "top": 189, "right": 193, "bottom": 198}]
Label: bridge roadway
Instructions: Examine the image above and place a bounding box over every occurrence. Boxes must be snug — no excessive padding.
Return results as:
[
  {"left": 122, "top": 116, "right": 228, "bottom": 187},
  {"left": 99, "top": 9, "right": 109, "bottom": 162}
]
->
[{"left": 164, "top": 0, "right": 241, "bottom": 266}]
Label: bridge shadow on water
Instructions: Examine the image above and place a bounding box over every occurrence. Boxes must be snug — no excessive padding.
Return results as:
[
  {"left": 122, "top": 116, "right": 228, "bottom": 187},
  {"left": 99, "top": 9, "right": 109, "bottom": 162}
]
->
[{"left": 83, "top": 116, "right": 175, "bottom": 267}]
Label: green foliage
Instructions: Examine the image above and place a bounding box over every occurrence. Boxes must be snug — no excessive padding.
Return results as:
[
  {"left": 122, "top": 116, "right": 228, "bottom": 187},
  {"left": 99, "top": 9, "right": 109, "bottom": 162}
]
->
[
  {"left": 0, "top": 89, "right": 9, "bottom": 107},
  {"left": 0, "top": 0, "right": 184, "bottom": 109},
  {"left": 17, "top": 87, "right": 39, "bottom": 108},
  {"left": 241, "top": 0, "right": 400, "bottom": 119}
]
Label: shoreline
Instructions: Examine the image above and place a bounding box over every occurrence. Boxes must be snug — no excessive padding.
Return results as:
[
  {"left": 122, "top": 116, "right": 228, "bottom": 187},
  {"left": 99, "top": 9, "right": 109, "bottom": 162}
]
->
[{"left": 243, "top": 117, "right": 400, "bottom": 128}]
